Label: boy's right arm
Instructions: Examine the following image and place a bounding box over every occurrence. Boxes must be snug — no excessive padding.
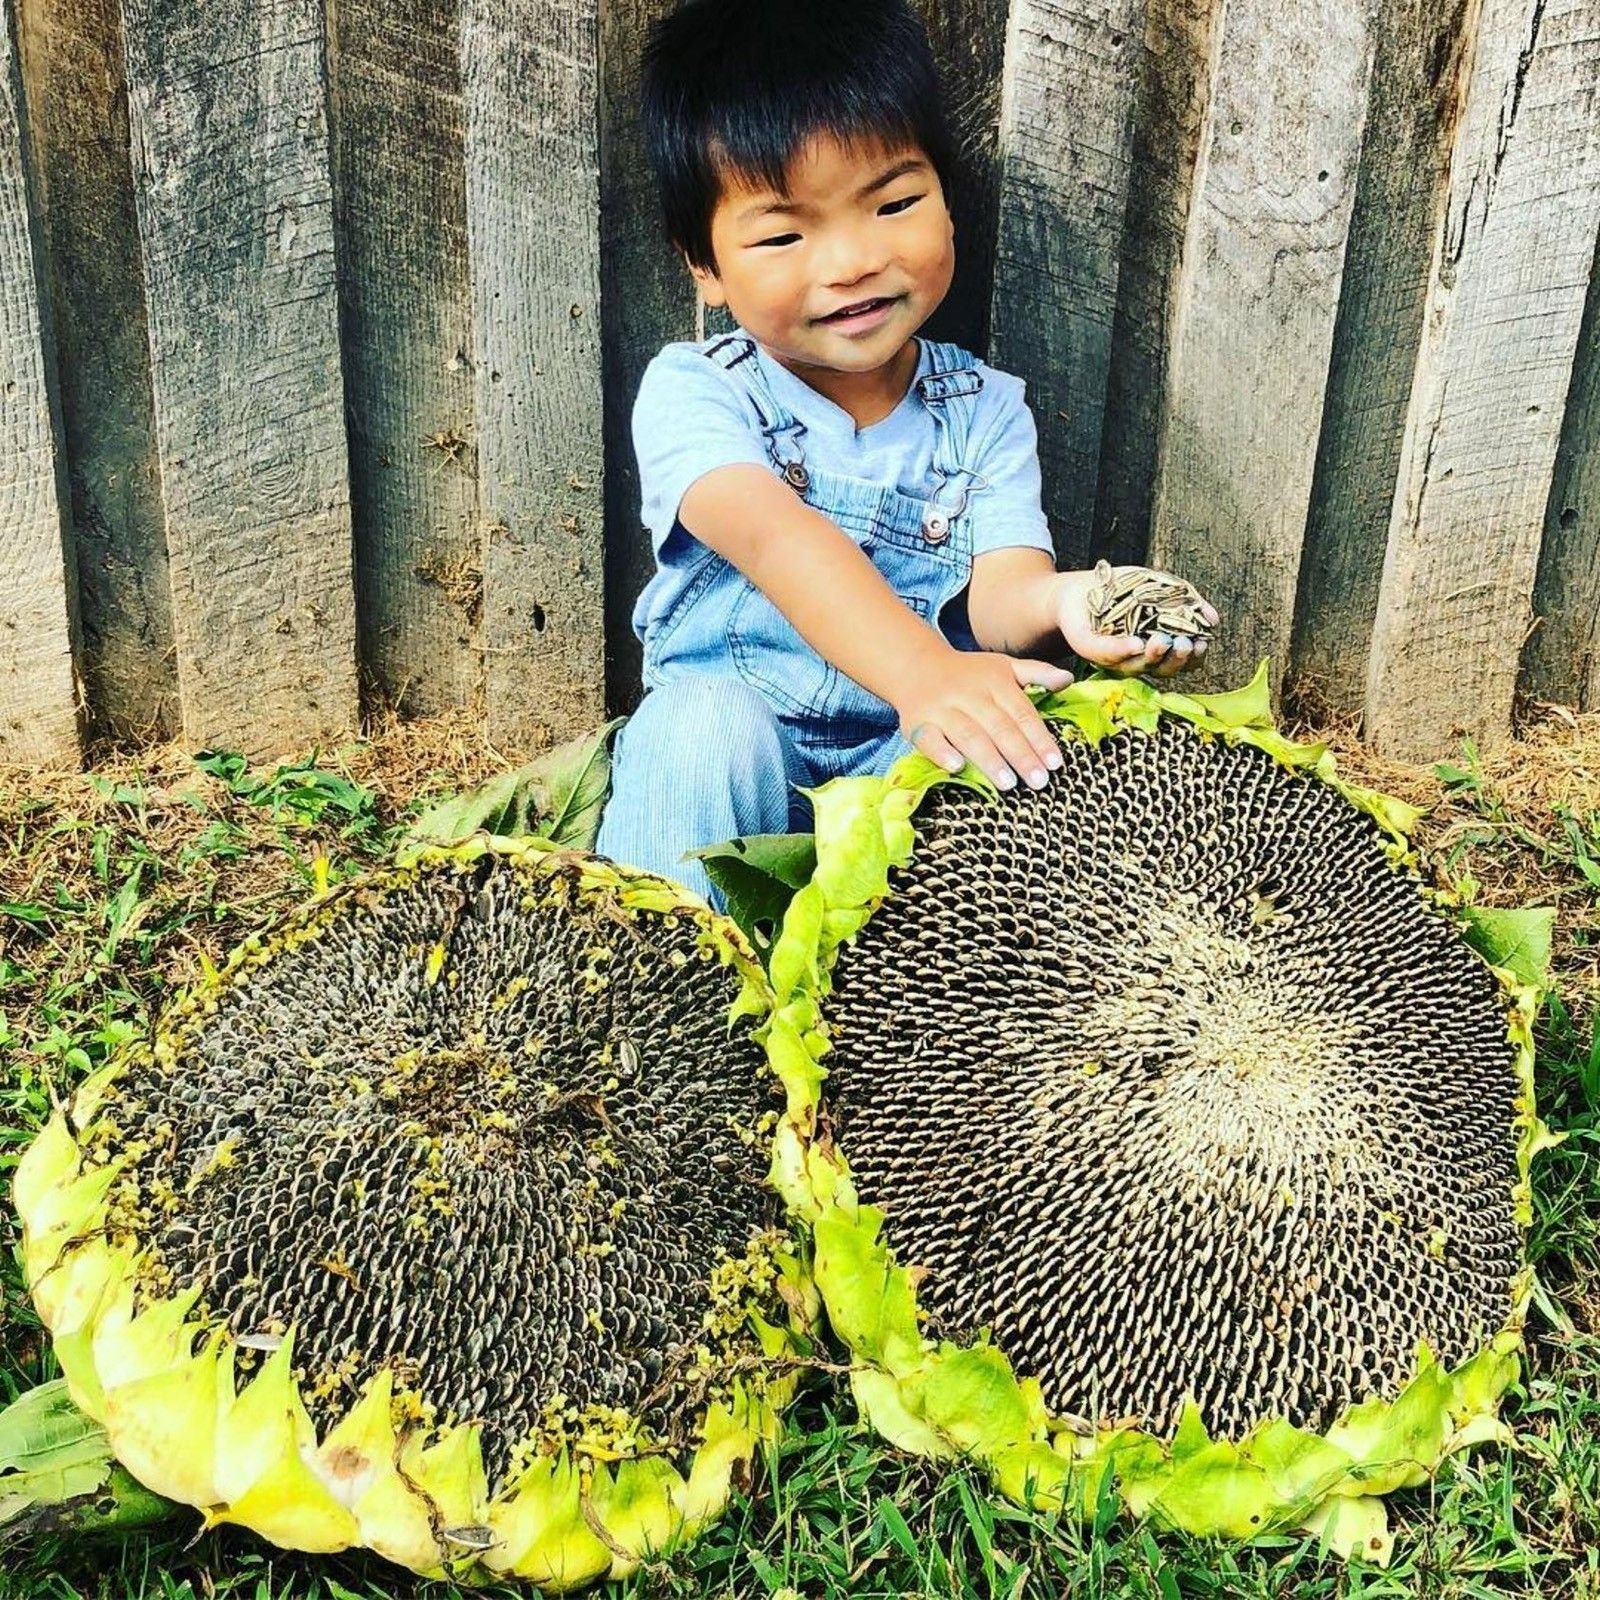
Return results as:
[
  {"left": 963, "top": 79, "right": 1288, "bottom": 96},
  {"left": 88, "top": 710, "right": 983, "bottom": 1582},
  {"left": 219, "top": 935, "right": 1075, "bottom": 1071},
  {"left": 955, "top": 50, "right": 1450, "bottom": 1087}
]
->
[{"left": 679, "top": 464, "right": 1069, "bottom": 793}]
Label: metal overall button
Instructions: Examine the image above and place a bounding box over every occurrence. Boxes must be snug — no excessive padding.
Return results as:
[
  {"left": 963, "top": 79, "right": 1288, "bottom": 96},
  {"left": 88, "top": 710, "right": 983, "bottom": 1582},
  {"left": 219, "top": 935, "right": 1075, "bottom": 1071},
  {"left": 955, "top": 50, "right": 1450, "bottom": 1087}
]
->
[
  {"left": 921, "top": 485, "right": 967, "bottom": 544},
  {"left": 782, "top": 460, "right": 811, "bottom": 492}
]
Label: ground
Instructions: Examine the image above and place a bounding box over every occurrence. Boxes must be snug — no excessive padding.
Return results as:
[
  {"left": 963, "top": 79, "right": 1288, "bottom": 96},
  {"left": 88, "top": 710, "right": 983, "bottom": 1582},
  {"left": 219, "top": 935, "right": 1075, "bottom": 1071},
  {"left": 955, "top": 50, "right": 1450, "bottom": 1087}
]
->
[{"left": 0, "top": 700, "right": 1595, "bottom": 1600}]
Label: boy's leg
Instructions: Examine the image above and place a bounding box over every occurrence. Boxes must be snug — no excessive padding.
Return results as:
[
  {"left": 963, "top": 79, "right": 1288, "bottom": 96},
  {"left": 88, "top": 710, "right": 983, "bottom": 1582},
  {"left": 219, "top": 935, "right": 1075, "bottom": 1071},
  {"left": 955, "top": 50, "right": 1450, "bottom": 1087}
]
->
[
  {"left": 595, "top": 677, "right": 807, "bottom": 906},
  {"left": 865, "top": 728, "right": 916, "bottom": 776},
  {"left": 787, "top": 725, "right": 912, "bottom": 806}
]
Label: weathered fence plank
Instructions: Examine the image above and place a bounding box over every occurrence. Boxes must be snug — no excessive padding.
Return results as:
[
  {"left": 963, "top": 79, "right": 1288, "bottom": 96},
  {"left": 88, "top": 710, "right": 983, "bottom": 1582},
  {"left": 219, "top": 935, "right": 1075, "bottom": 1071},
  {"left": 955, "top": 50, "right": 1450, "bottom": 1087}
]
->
[
  {"left": 329, "top": 0, "right": 479, "bottom": 722},
  {"left": 914, "top": 0, "right": 1009, "bottom": 355},
  {"left": 1091, "top": 0, "right": 1218, "bottom": 567},
  {"left": 1365, "top": 0, "right": 1600, "bottom": 758},
  {"left": 14, "top": 0, "right": 174, "bottom": 744},
  {"left": 989, "top": 0, "right": 1139, "bottom": 567},
  {"left": 1149, "top": 0, "right": 1374, "bottom": 692},
  {"left": 122, "top": 0, "right": 358, "bottom": 759},
  {"left": 1290, "top": 0, "right": 1472, "bottom": 718},
  {"left": 0, "top": 1, "right": 78, "bottom": 766},
  {"left": 600, "top": 0, "right": 696, "bottom": 712},
  {"left": 464, "top": 0, "right": 606, "bottom": 752},
  {"left": 1523, "top": 224, "right": 1600, "bottom": 711}
]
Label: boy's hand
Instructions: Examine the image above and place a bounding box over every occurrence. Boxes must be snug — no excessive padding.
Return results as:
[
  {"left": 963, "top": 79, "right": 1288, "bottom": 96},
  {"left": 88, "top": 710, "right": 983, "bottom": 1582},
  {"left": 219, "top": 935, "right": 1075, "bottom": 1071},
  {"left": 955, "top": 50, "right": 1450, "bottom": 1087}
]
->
[
  {"left": 1051, "top": 567, "right": 1219, "bottom": 678},
  {"left": 894, "top": 650, "right": 1073, "bottom": 793}
]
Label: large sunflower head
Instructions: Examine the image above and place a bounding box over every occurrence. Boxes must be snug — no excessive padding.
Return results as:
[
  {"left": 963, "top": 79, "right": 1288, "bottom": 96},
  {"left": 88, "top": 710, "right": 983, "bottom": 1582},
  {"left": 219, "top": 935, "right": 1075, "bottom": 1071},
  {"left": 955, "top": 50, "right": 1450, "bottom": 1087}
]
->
[
  {"left": 15, "top": 838, "right": 813, "bottom": 1588},
  {"left": 752, "top": 669, "right": 1548, "bottom": 1565}
]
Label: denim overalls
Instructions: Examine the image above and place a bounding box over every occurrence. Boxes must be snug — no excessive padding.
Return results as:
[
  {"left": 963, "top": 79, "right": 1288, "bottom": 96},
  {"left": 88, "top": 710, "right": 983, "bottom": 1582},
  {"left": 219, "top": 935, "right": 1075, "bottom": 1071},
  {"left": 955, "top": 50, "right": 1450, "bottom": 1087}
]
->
[{"left": 597, "top": 332, "right": 990, "bottom": 905}]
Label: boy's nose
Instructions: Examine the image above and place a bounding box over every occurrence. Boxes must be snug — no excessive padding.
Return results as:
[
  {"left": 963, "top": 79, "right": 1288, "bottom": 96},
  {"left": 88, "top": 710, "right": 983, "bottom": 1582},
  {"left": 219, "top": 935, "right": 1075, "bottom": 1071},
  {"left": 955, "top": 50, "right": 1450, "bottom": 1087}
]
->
[{"left": 818, "top": 225, "right": 891, "bottom": 290}]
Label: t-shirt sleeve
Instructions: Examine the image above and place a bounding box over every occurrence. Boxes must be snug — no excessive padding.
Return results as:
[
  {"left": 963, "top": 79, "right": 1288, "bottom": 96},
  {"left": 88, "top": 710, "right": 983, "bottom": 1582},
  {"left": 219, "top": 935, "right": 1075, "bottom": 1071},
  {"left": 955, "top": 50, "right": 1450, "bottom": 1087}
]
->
[
  {"left": 963, "top": 368, "right": 1056, "bottom": 559},
  {"left": 632, "top": 344, "right": 773, "bottom": 557}
]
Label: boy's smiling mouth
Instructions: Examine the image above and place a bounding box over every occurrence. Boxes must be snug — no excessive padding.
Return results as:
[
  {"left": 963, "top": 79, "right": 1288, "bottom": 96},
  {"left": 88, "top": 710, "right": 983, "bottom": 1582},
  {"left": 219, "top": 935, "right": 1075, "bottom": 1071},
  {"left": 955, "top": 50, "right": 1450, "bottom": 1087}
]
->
[{"left": 815, "top": 294, "right": 902, "bottom": 330}]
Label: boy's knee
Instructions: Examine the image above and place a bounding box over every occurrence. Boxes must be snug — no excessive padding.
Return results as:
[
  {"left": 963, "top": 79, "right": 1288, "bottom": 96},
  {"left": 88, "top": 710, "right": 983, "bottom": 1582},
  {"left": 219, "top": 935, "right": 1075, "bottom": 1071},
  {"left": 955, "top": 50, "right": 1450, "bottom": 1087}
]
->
[
  {"left": 598, "top": 678, "right": 801, "bottom": 905},
  {"left": 617, "top": 678, "right": 788, "bottom": 779}
]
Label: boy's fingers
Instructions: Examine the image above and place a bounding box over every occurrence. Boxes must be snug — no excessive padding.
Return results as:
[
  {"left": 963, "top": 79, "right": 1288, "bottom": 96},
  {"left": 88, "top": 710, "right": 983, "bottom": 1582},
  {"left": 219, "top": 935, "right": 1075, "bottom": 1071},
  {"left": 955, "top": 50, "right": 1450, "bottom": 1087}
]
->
[
  {"left": 945, "top": 713, "right": 1017, "bottom": 792},
  {"left": 1002, "top": 692, "right": 1064, "bottom": 783},
  {"left": 968, "top": 684, "right": 1053, "bottom": 790},
  {"left": 991, "top": 715, "right": 1051, "bottom": 790},
  {"left": 1152, "top": 636, "right": 1195, "bottom": 678},
  {"left": 1070, "top": 637, "right": 1142, "bottom": 674},
  {"left": 1010, "top": 658, "right": 1073, "bottom": 691},
  {"left": 1009, "top": 660, "right": 1070, "bottom": 776},
  {"left": 1101, "top": 636, "right": 1146, "bottom": 660},
  {"left": 907, "top": 720, "right": 966, "bottom": 776}
]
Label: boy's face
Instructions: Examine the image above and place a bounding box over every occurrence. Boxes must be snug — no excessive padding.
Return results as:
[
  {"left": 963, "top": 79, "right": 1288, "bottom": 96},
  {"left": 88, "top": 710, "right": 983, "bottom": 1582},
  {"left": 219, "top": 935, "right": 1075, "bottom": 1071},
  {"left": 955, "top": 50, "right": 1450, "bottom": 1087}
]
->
[{"left": 690, "top": 132, "right": 955, "bottom": 386}]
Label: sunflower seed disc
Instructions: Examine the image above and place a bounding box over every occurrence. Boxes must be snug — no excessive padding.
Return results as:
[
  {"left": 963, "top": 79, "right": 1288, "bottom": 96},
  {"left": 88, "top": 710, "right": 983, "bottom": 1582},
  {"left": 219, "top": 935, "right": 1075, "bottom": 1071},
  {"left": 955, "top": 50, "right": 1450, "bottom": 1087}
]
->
[
  {"left": 97, "top": 858, "right": 779, "bottom": 1479},
  {"left": 822, "top": 723, "right": 1521, "bottom": 1437}
]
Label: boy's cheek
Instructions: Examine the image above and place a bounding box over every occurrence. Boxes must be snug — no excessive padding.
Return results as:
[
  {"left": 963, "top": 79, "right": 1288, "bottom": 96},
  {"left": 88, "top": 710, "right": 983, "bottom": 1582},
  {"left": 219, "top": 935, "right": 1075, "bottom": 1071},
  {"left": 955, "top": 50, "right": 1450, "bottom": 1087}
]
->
[{"left": 929, "top": 219, "right": 957, "bottom": 291}]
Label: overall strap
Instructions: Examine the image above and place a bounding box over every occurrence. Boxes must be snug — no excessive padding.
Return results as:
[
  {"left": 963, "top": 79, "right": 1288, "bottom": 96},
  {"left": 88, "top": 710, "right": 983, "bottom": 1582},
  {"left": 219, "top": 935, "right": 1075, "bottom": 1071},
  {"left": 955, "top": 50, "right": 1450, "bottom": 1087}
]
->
[
  {"left": 913, "top": 339, "right": 987, "bottom": 546},
  {"left": 702, "top": 334, "right": 812, "bottom": 493}
]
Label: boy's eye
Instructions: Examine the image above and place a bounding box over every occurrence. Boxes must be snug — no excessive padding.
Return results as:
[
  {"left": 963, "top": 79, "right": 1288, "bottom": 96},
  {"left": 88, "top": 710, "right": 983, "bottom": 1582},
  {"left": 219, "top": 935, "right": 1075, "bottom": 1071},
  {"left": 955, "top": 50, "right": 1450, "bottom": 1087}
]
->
[
  {"left": 879, "top": 194, "right": 924, "bottom": 216},
  {"left": 752, "top": 232, "right": 801, "bottom": 248}
]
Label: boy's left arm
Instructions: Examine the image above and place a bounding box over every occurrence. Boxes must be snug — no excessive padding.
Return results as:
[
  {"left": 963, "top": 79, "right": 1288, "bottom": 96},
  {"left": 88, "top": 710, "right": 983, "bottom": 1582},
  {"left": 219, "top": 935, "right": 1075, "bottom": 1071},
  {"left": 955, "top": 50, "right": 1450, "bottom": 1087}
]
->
[{"left": 966, "top": 548, "right": 1216, "bottom": 678}]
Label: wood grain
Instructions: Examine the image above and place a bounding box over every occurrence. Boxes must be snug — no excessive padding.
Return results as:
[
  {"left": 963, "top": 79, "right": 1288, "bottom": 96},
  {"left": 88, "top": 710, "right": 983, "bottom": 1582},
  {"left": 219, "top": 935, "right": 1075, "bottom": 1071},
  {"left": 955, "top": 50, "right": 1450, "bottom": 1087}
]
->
[
  {"left": 913, "top": 0, "right": 1009, "bottom": 354},
  {"left": 1091, "top": 0, "right": 1218, "bottom": 567},
  {"left": 1365, "top": 0, "right": 1600, "bottom": 757},
  {"left": 122, "top": 0, "right": 358, "bottom": 759},
  {"left": 0, "top": 0, "right": 79, "bottom": 766},
  {"left": 1523, "top": 219, "right": 1600, "bottom": 710},
  {"left": 14, "top": 0, "right": 174, "bottom": 743},
  {"left": 1, "top": 0, "right": 1594, "bottom": 745},
  {"left": 989, "top": 0, "right": 1140, "bottom": 566},
  {"left": 328, "top": 0, "right": 478, "bottom": 720},
  {"left": 599, "top": 0, "right": 697, "bottom": 713},
  {"left": 1149, "top": 0, "right": 1374, "bottom": 693},
  {"left": 464, "top": 0, "right": 606, "bottom": 753},
  {"left": 1290, "top": 0, "right": 1474, "bottom": 718}
]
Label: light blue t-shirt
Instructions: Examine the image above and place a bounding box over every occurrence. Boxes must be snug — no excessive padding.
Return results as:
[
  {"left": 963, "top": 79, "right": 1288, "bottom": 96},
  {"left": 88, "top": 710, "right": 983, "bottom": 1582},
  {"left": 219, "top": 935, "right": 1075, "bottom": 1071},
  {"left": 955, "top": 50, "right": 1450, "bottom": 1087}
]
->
[{"left": 628, "top": 332, "right": 1056, "bottom": 644}]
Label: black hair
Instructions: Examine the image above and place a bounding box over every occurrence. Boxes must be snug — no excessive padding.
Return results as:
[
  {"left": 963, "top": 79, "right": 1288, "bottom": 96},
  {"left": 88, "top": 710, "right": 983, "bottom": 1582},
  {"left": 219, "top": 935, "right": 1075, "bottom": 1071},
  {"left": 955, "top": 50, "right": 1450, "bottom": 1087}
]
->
[{"left": 640, "top": 0, "right": 958, "bottom": 273}]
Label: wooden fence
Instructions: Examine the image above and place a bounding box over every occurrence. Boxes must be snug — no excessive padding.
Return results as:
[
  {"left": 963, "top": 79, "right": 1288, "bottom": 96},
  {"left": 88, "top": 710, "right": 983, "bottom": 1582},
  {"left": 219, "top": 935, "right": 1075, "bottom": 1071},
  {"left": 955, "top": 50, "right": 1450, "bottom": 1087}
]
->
[{"left": 1, "top": 0, "right": 1596, "bottom": 768}]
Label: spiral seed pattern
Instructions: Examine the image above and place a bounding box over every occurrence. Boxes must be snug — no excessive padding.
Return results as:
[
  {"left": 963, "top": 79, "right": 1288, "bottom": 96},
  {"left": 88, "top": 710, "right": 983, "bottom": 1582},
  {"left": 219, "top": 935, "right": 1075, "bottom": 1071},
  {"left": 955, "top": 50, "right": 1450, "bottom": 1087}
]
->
[
  {"left": 823, "top": 724, "right": 1522, "bottom": 1437},
  {"left": 102, "top": 857, "right": 778, "bottom": 1477}
]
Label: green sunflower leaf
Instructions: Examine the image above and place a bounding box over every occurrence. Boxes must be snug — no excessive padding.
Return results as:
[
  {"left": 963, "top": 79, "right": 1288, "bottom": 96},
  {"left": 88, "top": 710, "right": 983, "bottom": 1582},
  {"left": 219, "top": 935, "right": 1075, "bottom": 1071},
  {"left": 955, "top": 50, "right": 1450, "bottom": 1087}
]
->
[
  {"left": 694, "top": 833, "right": 818, "bottom": 955},
  {"left": 1182, "top": 659, "right": 1274, "bottom": 728},
  {"left": 0, "top": 1381, "right": 113, "bottom": 1507},
  {"left": 0, "top": 1380, "right": 173, "bottom": 1541},
  {"left": 396, "top": 718, "right": 625, "bottom": 864},
  {"left": 1460, "top": 905, "right": 1555, "bottom": 990}
]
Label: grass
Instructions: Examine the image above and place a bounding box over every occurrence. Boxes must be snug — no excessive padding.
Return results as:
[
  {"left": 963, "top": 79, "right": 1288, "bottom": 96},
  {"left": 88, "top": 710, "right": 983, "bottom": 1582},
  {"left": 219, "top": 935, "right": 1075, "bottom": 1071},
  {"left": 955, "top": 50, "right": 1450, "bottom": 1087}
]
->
[{"left": 1, "top": 704, "right": 1597, "bottom": 1600}]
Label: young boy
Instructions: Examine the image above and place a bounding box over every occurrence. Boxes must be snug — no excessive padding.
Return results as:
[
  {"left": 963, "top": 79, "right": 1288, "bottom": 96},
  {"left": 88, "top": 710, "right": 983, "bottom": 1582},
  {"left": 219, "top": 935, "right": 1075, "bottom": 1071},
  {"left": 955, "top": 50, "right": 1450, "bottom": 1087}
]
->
[{"left": 596, "top": 0, "right": 1215, "bottom": 905}]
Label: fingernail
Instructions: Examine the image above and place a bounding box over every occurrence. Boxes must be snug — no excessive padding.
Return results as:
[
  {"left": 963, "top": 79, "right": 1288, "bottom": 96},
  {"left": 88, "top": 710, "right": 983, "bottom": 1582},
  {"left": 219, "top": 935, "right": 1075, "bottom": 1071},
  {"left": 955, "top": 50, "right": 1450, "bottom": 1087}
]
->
[
  {"left": 1046, "top": 749, "right": 1063, "bottom": 769},
  {"left": 997, "top": 769, "right": 1017, "bottom": 790},
  {"left": 1028, "top": 768, "right": 1047, "bottom": 789}
]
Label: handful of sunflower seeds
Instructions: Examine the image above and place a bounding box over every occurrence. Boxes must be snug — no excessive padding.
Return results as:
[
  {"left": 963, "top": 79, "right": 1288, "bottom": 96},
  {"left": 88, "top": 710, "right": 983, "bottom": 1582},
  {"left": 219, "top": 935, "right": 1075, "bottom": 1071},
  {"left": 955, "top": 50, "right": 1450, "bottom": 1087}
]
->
[{"left": 1087, "top": 560, "right": 1215, "bottom": 640}]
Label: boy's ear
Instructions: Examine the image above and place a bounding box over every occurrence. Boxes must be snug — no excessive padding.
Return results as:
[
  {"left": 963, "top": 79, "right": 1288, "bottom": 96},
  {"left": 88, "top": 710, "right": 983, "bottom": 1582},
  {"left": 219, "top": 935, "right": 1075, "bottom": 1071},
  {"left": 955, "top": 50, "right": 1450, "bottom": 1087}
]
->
[{"left": 686, "top": 254, "right": 728, "bottom": 309}]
